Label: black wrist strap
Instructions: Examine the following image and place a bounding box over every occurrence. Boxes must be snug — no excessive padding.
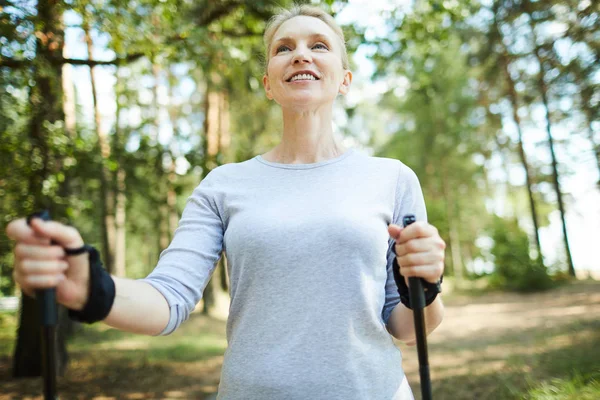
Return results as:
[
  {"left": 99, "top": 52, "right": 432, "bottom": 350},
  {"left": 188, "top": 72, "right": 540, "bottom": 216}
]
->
[
  {"left": 67, "top": 245, "right": 116, "bottom": 324},
  {"left": 64, "top": 244, "right": 92, "bottom": 256},
  {"left": 392, "top": 258, "right": 442, "bottom": 310}
]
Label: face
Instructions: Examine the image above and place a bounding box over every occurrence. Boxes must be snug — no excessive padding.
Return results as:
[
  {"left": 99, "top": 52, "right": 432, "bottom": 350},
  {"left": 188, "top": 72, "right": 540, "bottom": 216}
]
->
[{"left": 263, "top": 16, "right": 352, "bottom": 111}]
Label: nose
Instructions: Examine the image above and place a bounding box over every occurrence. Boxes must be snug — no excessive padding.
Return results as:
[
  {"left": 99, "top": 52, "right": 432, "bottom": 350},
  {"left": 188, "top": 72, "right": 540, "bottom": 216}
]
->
[{"left": 291, "top": 47, "right": 312, "bottom": 64}]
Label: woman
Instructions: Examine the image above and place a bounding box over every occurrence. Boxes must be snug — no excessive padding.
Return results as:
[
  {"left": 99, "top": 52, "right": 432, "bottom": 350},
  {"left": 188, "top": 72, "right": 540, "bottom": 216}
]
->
[{"left": 6, "top": 5, "right": 445, "bottom": 399}]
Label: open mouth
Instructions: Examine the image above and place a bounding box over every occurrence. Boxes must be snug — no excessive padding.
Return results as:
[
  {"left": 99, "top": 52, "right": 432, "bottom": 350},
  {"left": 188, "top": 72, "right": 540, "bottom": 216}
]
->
[{"left": 286, "top": 72, "right": 320, "bottom": 82}]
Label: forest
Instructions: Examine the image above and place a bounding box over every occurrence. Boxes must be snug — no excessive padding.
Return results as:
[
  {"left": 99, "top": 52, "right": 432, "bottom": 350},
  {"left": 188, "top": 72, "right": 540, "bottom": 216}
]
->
[{"left": 0, "top": 0, "right": 598, "bottom": 398}]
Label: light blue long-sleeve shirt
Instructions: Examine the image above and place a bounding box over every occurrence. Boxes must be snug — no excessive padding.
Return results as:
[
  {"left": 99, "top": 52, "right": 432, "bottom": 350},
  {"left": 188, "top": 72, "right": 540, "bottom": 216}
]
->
[{"left": 143, "top": 148, "right": 426, "bottom": 399}]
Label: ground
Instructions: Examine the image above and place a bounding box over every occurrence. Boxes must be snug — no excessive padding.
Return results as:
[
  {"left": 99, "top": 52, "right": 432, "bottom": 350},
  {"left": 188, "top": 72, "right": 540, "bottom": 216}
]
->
[{"left": 1, "top": 280, "right": 599, "bottom": 399}]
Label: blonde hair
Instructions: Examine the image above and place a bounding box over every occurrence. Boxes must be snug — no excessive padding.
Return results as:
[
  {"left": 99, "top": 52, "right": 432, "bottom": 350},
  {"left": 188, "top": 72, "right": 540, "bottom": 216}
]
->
[{"left": 263, "top": 5, "right": 350, "bottom": 71}]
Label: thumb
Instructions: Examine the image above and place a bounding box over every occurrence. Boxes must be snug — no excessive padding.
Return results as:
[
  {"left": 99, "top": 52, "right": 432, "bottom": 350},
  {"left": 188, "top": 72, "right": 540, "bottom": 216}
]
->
[
  {"left": 29, "top": 218, "right": 84, "bottom": 249},
  {"left": 388, "top": 224, "right": 403, "bottom": 240}
]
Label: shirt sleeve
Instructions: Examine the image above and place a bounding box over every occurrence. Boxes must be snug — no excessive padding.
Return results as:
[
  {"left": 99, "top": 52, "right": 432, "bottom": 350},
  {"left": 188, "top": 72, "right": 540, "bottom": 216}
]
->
[
  {"left": 382, "top": 162, "right": 428, "bottom": 326},
  {"left": 141, "top": 169, "right": 225, "bottom": 335}
]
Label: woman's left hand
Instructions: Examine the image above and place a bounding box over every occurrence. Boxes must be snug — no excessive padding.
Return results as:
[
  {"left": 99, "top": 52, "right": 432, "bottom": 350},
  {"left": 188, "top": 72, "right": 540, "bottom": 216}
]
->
[{"left": 388, "top": 222, "right": 445, "bottom": 284}]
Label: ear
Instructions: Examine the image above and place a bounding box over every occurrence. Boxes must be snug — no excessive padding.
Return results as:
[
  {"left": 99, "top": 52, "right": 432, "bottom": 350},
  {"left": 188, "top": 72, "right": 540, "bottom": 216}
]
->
[
  {"left": 338, "top": 70, "right": 353, "bottom": 95},
  {"left": 263, "top": 74, "right": 273, "bottom": 100}
]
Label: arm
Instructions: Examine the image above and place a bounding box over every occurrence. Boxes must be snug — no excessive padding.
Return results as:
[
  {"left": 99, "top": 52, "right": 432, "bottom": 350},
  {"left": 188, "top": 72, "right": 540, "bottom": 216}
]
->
[
  {"left": 104, "top": 277, "right": 170, "bottom": 336},
  {"left": 382, "top": 163, "right": 445, "bottom": 343},
  {"left": 386, "top": 296, "right": 444, "bottom": 344},
  {"left": 7, "top": 217, "right": 171, "bottom": 336},
  {"left": 8, "top": 172, "right": 225, "bottom": 337}
]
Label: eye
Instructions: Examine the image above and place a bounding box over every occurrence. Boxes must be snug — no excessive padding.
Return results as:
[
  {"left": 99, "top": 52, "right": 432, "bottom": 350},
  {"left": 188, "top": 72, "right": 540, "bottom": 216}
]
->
[
  {"left": 313, "top": 43, "right": 328, "bottom": 50},
  {"left": 276, "top": 45, "right": 290, "bottom": 53}
]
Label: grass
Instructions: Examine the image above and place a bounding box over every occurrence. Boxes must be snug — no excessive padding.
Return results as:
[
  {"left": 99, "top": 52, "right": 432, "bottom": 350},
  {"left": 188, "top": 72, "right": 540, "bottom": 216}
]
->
[
  {"left": 416, "top": 318, "right": 600, "bottom": 399},
  {"left": 1, "top": 280, "right": 599, "bottom": 399},
  {"left": 0, "top": 311, "right": 17, "bottom": 357}
]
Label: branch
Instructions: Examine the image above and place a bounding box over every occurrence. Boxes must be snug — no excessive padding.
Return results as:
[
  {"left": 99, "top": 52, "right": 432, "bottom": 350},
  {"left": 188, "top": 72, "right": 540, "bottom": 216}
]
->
[
  {"left": 0, "top": 58, "right": 27, "bottom": 68},
  {"left": 61, "top": 53, "right": 145, "bottom": 66},
  {"left": 196, "top": 1, "right": 243, "bottom": 26},
  {"left": 0, "top": 53, "right": 145, "bottom": 68}
]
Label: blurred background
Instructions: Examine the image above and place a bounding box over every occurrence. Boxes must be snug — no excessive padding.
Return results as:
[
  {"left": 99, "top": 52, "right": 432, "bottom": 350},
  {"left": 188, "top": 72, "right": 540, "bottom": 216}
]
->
[{"left": 0, "top": 0, "right": 598, "bottom": 399}]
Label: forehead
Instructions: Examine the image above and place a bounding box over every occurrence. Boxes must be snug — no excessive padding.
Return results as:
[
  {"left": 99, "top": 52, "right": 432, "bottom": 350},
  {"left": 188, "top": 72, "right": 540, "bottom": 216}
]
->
[{"left": 272, "top": 15, "right": 338, "bottom": 44}]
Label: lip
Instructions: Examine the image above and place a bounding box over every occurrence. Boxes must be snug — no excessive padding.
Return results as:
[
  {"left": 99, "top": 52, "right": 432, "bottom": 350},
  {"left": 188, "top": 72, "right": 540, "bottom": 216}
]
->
[{"left": 285, "top": 70, "right": 320, "bottom": 82}]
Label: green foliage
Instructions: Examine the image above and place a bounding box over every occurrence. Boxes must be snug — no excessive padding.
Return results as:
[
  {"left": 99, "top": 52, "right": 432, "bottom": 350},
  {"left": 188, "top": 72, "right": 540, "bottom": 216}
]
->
[
  {"left": 524, "top": 374, "right": 600, "bottom": 400},
  {"left": 0, "top": 311, "right": 17, "bottom": 356},
  {"left": 372, "top": 31, "right": 491, "bottom": 278},
  {"left": 489, "top": 216, "right": 553, "bottom": 292}
]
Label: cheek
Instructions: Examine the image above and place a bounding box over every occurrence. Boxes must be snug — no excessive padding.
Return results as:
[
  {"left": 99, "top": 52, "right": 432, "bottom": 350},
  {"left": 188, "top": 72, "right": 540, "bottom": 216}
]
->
[{"left": 267, "top": 62, "right": 284, "bottom": 85}]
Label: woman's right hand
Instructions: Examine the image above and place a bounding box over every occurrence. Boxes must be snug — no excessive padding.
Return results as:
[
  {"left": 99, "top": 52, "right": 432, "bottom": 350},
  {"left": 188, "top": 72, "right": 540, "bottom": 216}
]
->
[{"left": 5, "top": 217, "right": 91, "bottom": 311}]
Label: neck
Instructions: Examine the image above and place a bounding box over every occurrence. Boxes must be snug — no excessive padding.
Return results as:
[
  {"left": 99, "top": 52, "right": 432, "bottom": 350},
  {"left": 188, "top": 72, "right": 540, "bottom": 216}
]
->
[{"left": 269, "top": 105, "right": 346, "bottom": 164}]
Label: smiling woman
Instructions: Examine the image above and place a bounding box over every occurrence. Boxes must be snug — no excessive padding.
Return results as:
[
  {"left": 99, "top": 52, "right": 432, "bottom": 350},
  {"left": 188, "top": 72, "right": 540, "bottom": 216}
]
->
[
  {"left": 258, "top": 6, "right": 354, "bottom": 164},
  {"left": 5, "top": 4, "right": 446, "bottom": 400}
]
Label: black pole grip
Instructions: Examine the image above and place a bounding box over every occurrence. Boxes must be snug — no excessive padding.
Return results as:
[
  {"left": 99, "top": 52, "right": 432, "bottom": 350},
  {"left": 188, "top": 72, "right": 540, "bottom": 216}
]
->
[
  {"left": 27, "top": 210, "right": 59, "bottom": 400},
  {"left": 402, "top": 214, "right": 432, "bottom": 400},
  {"left": 27, "top": 210, "right": 59, "bottom": 327}
]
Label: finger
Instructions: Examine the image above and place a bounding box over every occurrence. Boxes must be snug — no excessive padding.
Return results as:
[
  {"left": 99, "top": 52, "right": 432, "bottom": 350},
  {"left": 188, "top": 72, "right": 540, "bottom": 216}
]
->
[
  {"left": 397, "top": 251, "right": 443, "bottom": 268},
  {"left": 400, "top": 264, "right": 444, "bottom": 284},
  {"left": 24, "top": 274, "right": 66, "bottom": 289},
  {"left": 29, "top": 219, "right": 84, "bottom": 249},
  {"left": 15, "top": 243, "right": 66, "bottom": 261},
  {"left": 394, "top": 238, "right": 435, "bottom": 257},
  {"left": 20, "top": 259, "right": 69, "bottom": 275},
  {"left": 397, "top": 222, "right": 438, "bottom": 244},
  {"left": 388, "top": 224, "right": 403, "bottom": 240},
  {"left": 5, "top": 218, "right": 51, "bottom": 245},
  {"left": 12, "top": 269, "right": 62, "bottom": 294}
]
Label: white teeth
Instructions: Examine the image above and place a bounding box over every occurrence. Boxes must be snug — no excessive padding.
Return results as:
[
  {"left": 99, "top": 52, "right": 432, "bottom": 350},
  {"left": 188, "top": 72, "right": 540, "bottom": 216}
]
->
[{"left": 290, "top": 73, "right": 316, "bottom": 81}]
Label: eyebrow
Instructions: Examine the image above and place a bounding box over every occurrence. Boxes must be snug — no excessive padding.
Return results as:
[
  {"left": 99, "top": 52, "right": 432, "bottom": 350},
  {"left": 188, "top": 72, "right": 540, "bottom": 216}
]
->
[{"left": 272, "top": 33, "right": 333, "bottom": 47}]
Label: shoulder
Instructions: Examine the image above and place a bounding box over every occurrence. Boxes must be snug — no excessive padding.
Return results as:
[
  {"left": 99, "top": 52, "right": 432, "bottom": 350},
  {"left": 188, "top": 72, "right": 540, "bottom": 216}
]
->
[
  {"left": 355, "top": 150, "right": 419, "bottom": 182},
  {"left": 198, "top": 157, "right": 256, "bottom": 187}
]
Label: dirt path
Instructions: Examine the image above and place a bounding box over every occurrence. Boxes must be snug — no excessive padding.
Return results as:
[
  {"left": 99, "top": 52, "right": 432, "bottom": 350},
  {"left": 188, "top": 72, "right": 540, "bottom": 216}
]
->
[{"left": 400, "top": 281, "right": 600, "bottom": 399}]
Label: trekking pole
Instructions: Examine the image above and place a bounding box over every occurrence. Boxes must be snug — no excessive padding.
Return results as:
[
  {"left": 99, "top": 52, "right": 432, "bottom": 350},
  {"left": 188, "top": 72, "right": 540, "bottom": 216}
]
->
[
  {"left": 27, "top": 210, "right": 59, "bottom": 400},
  {"left": 403, "top": 214, "right": 432, "bottom": 400}
]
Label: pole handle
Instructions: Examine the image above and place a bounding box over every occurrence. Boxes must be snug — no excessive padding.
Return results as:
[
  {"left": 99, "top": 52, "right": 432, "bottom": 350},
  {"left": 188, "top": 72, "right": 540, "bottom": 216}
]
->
[
  {"left": 402, "top": 214, "right": 432, "bottom": 400},
  {"left": 27, "top": 210, "right": 59, "bottom": 399}
]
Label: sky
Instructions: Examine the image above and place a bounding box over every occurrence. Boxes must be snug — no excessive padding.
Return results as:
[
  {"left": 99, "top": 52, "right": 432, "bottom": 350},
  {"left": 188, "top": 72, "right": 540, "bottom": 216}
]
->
[{"left": 61, "top": 0, "right": 599, "bottom": 275}]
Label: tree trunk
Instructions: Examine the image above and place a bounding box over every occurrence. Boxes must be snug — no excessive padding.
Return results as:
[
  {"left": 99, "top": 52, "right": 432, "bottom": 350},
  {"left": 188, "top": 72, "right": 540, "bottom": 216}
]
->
[
  {"left": 62, "top": 46, "right": 76, "bottom": 139},
  {"left": 84, "top": 19, "right": 116, "bottom": 274},
  {"left": 580, "top": 89, "right": 600, "bottom": 189},
  {"left": 200, "top": 66, "right": 232, "bottom": 312},
  {"left": 114, "top": 168, "right": 127, "bottom": 277},
  {"left": 165, "top": 68, "right": 180, "bottom": 240},
  {"left": 220, "top": 252, "right": 229, "bottom": 292},
  {"left": 113, "top": 67, "right": 127, "bottom": 277},
  {"left": 523, "top": 3, "right": 576, "bottom": 276},
  {"left": 499, "top": 50, "right": 544, "bottom": 262},
  {"left": 534, "top": 57, "right": 575, "bottom": 276},
  {"left": 442, "top": 173, "right": 463, "bottom": 285},
  {"left": 14, "top": 0, "right": 69, "bottom": 378}
]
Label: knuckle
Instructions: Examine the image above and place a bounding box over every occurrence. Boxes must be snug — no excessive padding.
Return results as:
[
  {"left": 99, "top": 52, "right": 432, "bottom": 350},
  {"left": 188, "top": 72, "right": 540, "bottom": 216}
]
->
[
  {"left": 54, "top": 246, "right": 66, "bottom": 258},
  {"left": 14, "top": 243, "right": 26, "bottom": 257},
  {"left": 395, "top": 244, "right": 405, "bottom": 257},
  {"left": 20, "top": 259, "right": 31, "bottom": 272},
  {"left": 414, "top": 224, "right": 425, "bottom": 235},
  {"left": 67, "top": 226, "right": 80, "bottom": 239}
]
